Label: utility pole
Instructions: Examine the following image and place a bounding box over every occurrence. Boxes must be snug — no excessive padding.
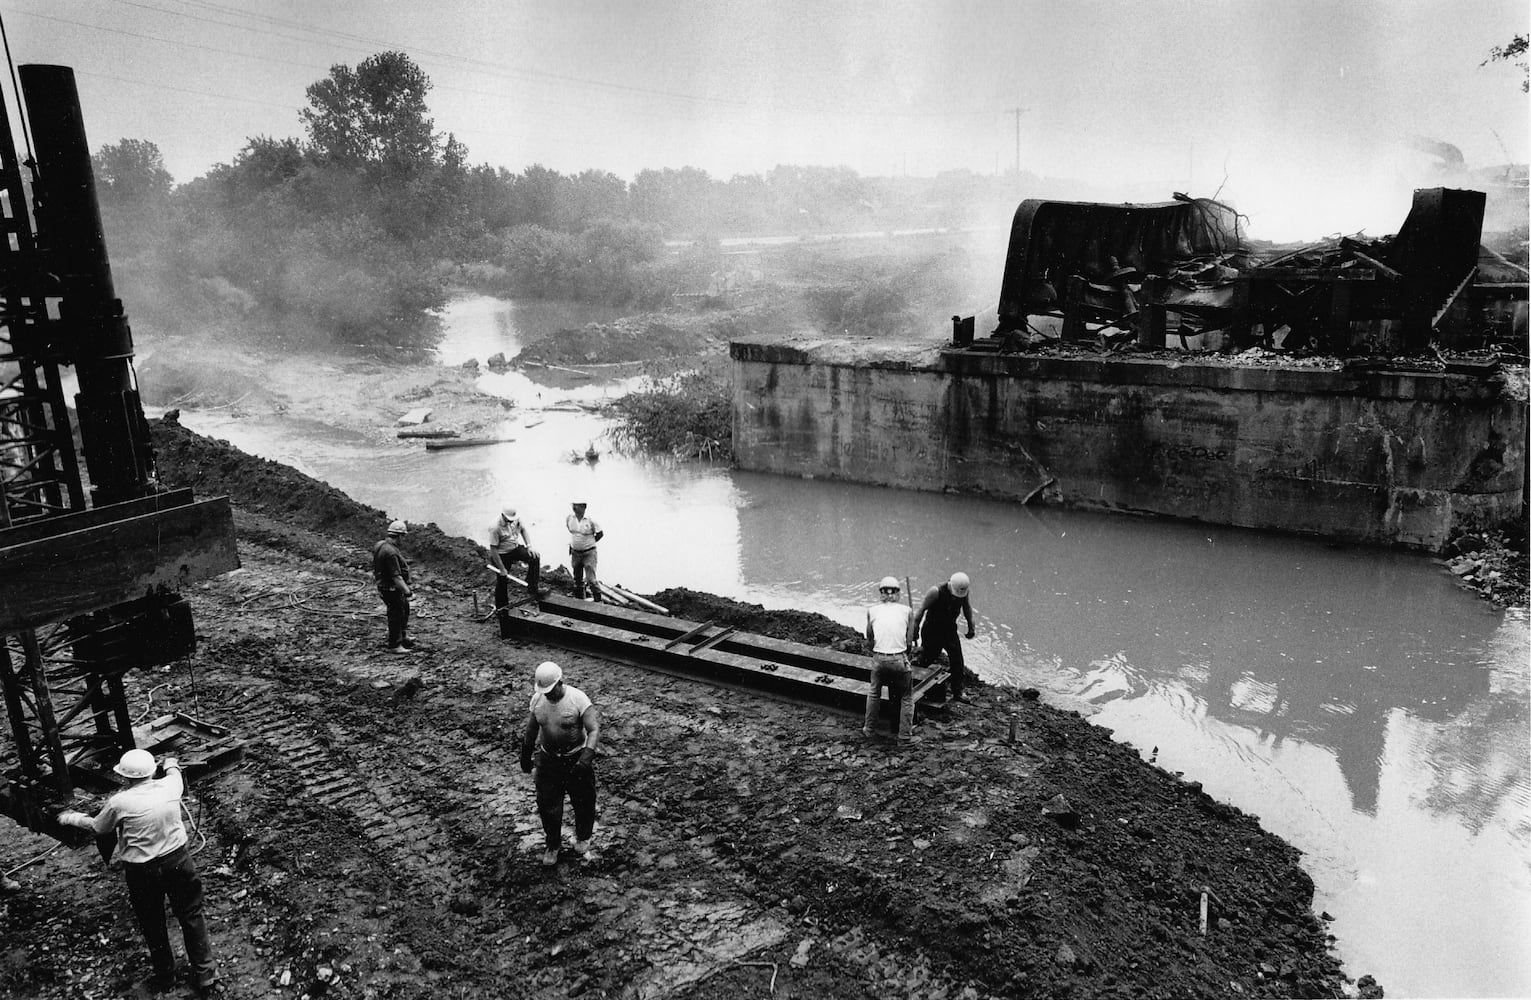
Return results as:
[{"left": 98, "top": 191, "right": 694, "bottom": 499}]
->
[{"left": 1008, "top": 106, "right": 1028, "bottom": 177}]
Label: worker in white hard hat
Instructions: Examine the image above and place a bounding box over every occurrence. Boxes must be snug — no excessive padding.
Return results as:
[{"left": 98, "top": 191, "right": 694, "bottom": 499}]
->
[
  {"left": 488, "top": 504, "right": 544, "bottom": 636},
  {"left": 912, "top": 571, "right": 977, "bottom": 701},
  {"left": 372, "top": 518, "right": 415, "bottom": 653},
  {"left": 565, "top": 501, "right": 604, "bottom": 602},
  {"left": 57, "top": 749, "right": 219, "bottom": 993},
  {"left": 863, "top": 576, "right": 918, "bottom": 741},
  {"left": 519, "top": 661, "right": 602, "bottom": 866}
]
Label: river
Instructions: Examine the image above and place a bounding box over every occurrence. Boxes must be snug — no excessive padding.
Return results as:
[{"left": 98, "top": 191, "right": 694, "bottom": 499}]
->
[{"left": 175, "top": 293, "right": 1530, "bottom": 999}]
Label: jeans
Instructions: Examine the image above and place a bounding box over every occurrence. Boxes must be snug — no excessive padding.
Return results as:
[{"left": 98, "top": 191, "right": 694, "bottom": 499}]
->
[
  {"left": 123, "top": 845, "right": 215, "bottom": 985},
  {"left": 570, "top": 547, "right": 599, "bottom": 600},
  {"left": 864, "top": 654, "right": 914, "bottom": 738},
  {"left": 534, "top": 748, "right": 597, "bottom": 851},
  {"left": 918, "top": 629, "right": 966, "bottom": 697},
  {"left": 380, "top": 587, "right": 410, "bottom": 647}
]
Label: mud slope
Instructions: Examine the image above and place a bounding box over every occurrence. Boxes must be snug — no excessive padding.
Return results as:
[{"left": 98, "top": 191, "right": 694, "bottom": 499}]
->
[{"left": 0, "top": 421, "right": 1372, "bottom": 1000}]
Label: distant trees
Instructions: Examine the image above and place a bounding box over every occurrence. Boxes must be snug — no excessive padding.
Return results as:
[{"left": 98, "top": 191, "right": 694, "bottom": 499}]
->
[{"left": 85, "top": 49, "right": 1021, "bottom": 355}]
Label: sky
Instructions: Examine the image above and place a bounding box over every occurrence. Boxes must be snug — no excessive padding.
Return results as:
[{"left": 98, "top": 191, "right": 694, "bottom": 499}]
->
[{"left": 1, "top": 0, "right": 1526, "bottom": 241}]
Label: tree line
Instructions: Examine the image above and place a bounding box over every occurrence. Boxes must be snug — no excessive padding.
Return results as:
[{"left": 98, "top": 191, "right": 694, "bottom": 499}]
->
[{"left": 89, "top": 51, "right": 1013, "bottom": 354}]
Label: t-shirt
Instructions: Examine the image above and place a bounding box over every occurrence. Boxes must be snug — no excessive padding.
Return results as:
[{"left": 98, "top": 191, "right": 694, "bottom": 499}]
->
[
  {"left": 490, "top": 517, "right": 526, "bottom": 553},
  {"left": 566, "top": 515, "right": 601, "bottom": 552},
  {"left": 372, "top": 538, "right": 410, "bottom": 590},
  {"left": 529, "top": 684, "right": 594, "bottom": 754},
  {"left": 90, "top": 768, "right": 188, "bottom": 863},
  {"left": 866, "top": 602, "right": 912, "bottom": 654}
]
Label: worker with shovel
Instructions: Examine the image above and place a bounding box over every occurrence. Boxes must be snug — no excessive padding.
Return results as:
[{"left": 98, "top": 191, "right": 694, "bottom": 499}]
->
[{"left": 488, "top": 504, "right": 543, "bottom": 637}]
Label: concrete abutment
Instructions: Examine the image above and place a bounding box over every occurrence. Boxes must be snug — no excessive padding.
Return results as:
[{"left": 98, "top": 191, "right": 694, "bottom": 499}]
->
[{"left": 731, "top": 337, "right": 1526, "bottom": 551}]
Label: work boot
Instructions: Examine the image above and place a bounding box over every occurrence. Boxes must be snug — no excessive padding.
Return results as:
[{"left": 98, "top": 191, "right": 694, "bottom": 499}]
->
[
  {"left": 541, "top": 849, "right": 559, "bottom": 867},
  {"left": 145, "top": 970, "right": 178, "bottom": 993},
  {"left": 573, "top": 838, "right": 591, "bottom": 856}
]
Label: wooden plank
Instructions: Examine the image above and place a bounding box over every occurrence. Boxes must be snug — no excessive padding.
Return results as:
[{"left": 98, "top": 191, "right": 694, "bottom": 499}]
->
[
  {"left": 396, "top": 408, "right": 432, "bottom": 426},
  {"left": 688, "top": 625, "right": 737, "bottom": 653},
  {"left": 424, "top": 437, "right": 515, "bottom": 450},
  {"left": 396, "top": 429, "right": 458, "bottom": 439},
  {"left": 663, "top": 619, "right": 718, "bottom": 649},
  {"left": 0, "top": 489, "right": 194, "bottom": 548},
  {"left": 0, "top": 497, "right": 239, "bottom": 632}
]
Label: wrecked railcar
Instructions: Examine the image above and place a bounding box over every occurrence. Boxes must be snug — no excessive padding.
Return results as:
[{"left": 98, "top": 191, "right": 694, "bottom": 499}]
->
[{"left": 977, "top": 187, "right": 1514, "bottom": 358}]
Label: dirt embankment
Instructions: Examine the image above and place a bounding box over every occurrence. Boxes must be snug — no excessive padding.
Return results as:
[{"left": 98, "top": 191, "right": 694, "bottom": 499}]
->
[{"left": 0, "top": 420, "right": 1373, "bottom": 1000}]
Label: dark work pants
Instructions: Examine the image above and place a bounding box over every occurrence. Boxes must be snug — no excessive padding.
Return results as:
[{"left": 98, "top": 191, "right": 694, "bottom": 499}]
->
[
  {"left": 534, "top": 748, "right": 597, "bottom": 851},
  {"left": 380, "top": 588, "right": 410, "bottom": 647},
  {"left": 123, "top": 845, "right": 215, "bottom": 984},
  {"left": 919, "top": 629, "right": 967, "bottom": 697},
  {"left": 494, "top": 547, "right": 541, "bottom": 634}
]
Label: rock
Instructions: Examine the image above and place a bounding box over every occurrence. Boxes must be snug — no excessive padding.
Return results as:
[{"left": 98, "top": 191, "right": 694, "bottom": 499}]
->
[
  {"left": 1021, "top": 688, "right": 1040, "bottom": 700},
  {"left": 1042, "top": 794, "right": 1079, "bottom": 828},
  {"left": 789, "top": 938, "right": 814, "bottom": 968},
  {"left": 486, "top": 352, "right": 508, "bottom": 371},
  {"left": 1357, "top": 973, "right": 1384, "bottom": 998},
  {"left": 1055, "top": 943, "right": 1076, "bottom": 967}
]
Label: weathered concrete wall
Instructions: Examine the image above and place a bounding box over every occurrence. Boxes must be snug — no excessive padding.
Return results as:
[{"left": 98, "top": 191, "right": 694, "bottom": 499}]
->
[{"left": 731, "top": 337, "right": 1528, "bottom": 550}]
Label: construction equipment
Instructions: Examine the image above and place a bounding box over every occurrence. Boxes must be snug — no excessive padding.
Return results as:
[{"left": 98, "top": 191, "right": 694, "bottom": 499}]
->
[
  {"left": 0, "top": 65, "right": 240, "bottom": 837},
  {"left": 506, "top": 594, "right": 950, "bottom": 716}
]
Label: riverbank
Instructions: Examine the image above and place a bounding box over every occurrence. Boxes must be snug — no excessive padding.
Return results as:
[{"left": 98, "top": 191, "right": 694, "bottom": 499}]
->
[{"left": 0, "top": 419, "right": 1371, "bottom": 999}]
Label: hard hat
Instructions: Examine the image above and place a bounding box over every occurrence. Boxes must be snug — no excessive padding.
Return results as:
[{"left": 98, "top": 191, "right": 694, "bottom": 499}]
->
[
  {"left": 388, "top": 519, "right": 408, "bottom": 535},
  {"left": 878, "top": 576, "right": 901, "bottom": 591},
  {"left": 533, "top": 661, "right": 563, "bottom": 695},
  {"left": 948, "top": 572, "right": 970, "bottom": 597},
  {"left": 571, "top": 500, "right": 586, "bottom": 507},
  {"left": 500, "top": 506, "right": 517, "bottom": 520},
  {"left": 113, "top": 748, "right": 156, "bottom": 780}
]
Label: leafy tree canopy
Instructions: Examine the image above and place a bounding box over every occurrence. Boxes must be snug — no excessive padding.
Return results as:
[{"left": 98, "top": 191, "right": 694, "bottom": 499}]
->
[
  {"left": 301, "top": 51, "right": 440, "bottom": 178},
  {"left": 91, "top": 138, "right": 173, "bottom": 203}
]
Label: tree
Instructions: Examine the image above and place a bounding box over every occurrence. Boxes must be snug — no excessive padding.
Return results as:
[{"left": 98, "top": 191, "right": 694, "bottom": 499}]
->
[
  {"left": 92, "top": 138, "right": 173, "bottom": 204},
  {"left": 301, "top": 52, "right": 439, "bottom": 179},
  {"left": 1482, "top": 34, "right": 1529, "bottom": 92}
]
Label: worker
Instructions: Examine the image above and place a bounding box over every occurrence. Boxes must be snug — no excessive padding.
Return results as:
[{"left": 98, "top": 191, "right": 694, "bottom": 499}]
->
[
  {"left": 913, "top": 571, "right": 977, "bottom": 701},
  {"left": 565, "top": 501, "right": 604, "bottom": 601},
  {"left": 488, "top": 505, "right": 543, "bottom": 636},
  {"left": 57, "top": 749, "right": 218, "bottom": 994},
  {"left": 863, "top": 576, "right": 917, "bottom": 741},
  {"left": 519, "top": 661, "right": 601, "bottom": 866},
  {"left": 373, "top": 519, "right": 414, "bottom": 653}
]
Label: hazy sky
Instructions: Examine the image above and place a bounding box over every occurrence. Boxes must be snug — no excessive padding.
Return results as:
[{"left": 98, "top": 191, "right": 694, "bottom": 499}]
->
[{"left": 3, "top": 0, "right": 1527, "bottom": 240}]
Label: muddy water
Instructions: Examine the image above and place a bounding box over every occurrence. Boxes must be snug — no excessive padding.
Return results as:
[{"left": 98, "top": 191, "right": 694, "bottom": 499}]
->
[{"left": 174, "top": 294, "right": 1530, "bottom": 999}]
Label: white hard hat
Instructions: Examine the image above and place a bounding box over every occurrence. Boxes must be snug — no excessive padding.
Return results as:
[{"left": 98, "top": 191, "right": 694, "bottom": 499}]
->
[
  {"left": 878, "top": 576, "right": 901, "bottom": 591},
  {"left": 113, "top": 748, "right": 156, "bottom": 780},
  {"left": 500, "top": 506, "right": 517, "bottom": 520},
  {"left": 533, "top": 661, "right": 563, "bottom": 695},
  {"left": 388, "top": 519, "right": 408, "bottom": 535},
  {"left": 948, "top": 572, "right": 970, "bottom": 597}
]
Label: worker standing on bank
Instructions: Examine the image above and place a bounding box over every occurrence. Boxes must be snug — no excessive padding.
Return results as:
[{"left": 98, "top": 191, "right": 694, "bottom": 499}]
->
[
  {"left": 913, "top": 571, "right": 977, "bottom": 701},
  {"left": 565, "top": 501, "right": 604, "bottom": 601},
  {"left": 864, "top": 576, "right": 917, "bottom": 741},
  {"left": 519, "top": 661, "right": 601, "bottom": 866},
  {"left": 58, "top": 750, "right": 218, "bottom": 994},
  {"left": 373, "top": 519, "right": 414, "bottom": 653},
  {"left": 488, "top": 505, "right": 543, "bottom": 636}
]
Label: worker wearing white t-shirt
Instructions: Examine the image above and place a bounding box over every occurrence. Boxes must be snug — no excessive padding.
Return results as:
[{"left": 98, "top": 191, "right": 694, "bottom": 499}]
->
[
  {"left": 864, "top": 576, "right": 916, "bottom": 741},
  {"left": 565, "top": 501, "right": 604, "bottom": 601}
]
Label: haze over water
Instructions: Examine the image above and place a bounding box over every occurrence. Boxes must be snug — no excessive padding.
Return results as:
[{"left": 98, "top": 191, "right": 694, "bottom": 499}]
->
[{"left": 174, "top": 295, "right": 1531, "bottom": 998}]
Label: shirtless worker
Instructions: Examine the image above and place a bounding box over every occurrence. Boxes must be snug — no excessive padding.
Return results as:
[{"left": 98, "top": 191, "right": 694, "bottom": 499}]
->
[{"left": 519, "top": 661, "right": 601, "bottom": 866}]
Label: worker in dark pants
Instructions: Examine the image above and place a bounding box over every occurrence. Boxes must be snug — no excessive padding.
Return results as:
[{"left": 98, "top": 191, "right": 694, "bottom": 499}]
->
[
  {"left": 912, "top": 571, "right": 977, "bottom": 701},
  {"left": 372, "top": 519, "right": 414, "bottom": 653},
  {"left": 58, "top": 749, "right": 218, "bottom": 994},
  {"left": 519, "top": 661, "right": 601, "bottom": 866},
  {"left": 489, "top": 504, "right": 543, "bottom": 637}
]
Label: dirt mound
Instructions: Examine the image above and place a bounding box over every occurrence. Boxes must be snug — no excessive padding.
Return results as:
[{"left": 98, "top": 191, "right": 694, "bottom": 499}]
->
[{"left": 651, "top": 587, "right": 865, "bottom": 649}]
